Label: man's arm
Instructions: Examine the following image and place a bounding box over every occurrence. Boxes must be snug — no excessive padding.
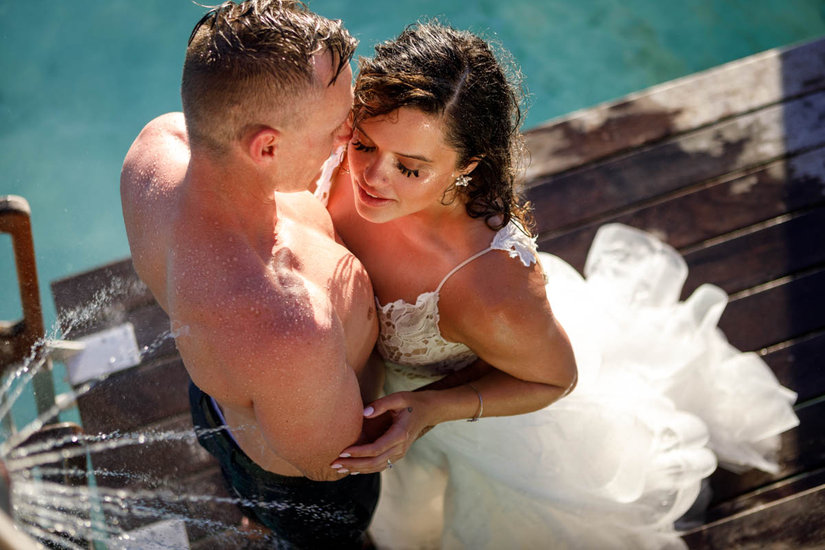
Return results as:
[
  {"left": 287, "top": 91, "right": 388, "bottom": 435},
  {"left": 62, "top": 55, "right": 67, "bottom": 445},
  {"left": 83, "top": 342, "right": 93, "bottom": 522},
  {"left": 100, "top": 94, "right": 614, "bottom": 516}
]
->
[
  {"left": 184, "top": 276, "right": 367, "bottom": 482},
  {"left": 120, "top": 112, "right": 188, "bottom": 205},
  {"left": 120, "top": 113, "right": 189, "bottom": 303},
  {"left": 250, "top": 331, "right": 366, "bottom": 481}
]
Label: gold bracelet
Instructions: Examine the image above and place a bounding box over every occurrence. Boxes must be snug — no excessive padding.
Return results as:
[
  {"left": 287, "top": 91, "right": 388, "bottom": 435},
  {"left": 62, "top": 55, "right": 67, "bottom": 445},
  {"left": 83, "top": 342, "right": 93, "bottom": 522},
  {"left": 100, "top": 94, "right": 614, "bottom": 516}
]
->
[{"left": 466, "top": 383, "right": 483, "bottom": 422}]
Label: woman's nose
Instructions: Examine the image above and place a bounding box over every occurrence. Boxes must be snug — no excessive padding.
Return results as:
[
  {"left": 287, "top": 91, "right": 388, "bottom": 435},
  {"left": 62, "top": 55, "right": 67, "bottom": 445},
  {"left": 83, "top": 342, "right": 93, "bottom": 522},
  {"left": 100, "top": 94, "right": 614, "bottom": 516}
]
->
[{"left": 363, "top": 155, "right": 388, "bottom": 187}]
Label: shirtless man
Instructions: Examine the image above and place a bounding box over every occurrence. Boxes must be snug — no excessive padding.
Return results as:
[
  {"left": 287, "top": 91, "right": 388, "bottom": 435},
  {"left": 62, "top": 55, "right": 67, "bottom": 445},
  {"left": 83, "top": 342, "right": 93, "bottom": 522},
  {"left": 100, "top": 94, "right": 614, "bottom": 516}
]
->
[{"left": 120, "top": 2, "right": 383, "bottom": 546}]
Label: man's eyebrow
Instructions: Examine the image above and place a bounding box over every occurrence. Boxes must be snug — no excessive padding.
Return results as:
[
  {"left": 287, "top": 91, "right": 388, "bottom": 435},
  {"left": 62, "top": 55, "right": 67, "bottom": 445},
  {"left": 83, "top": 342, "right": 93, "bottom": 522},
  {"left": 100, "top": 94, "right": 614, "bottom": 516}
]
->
[{"left": 356, "top": 126, "right": 433, "bottom": 163}]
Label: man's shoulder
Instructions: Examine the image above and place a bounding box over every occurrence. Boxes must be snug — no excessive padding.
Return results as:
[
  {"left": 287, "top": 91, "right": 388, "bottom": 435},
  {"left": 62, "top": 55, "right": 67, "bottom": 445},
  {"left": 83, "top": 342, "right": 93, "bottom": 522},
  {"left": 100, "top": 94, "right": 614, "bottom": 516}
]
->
[
  {"left": 121, "top": 113, "right": 192, "bottom": 304},
  {"left": 276, "top": 191, "right": 337, "bottom": 237},
  {"left": 134, "top": 113, "right": 187, "bottom": 148},
  {"left": 121, "top": 113, "right": 188, "bottom": 194}
]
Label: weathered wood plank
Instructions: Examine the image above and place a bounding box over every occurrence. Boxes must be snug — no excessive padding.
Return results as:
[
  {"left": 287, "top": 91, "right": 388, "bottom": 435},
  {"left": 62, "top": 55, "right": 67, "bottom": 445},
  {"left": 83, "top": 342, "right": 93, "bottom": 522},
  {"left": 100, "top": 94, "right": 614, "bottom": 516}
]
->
[
  {"left": 128, "top": 302, "right": 176, "bottom": 363},
  {"left": 708, "top": 399, "right": 825, "bottom": 505},
  {"left": 720, "top": 267, "right": 825, "bottom": 352},
  {"left": 534, "top": 144, "right": 825, "bottom": 271},
  {"left": 50, "top": 258, "right": 175, "bottom": 358},
  {"left": 762, "top": 330, "right": 825, "bottom": 404},
  {"left": 88, "top": 414, "right": 218, "bottom": 489},
  {"left": 94, "top": 465, "right": 235, "bottom": 538},
  {"left": 681, "top": 481, "right": 825, "bottom": 549},
  {"left": 524, "top": 37, "right": 825, "bottom": 180},
  {"left": 525, "top": 90, "right": 825, "bottom": 235},
  {"left": 76, "top": 356, "right": 190, "bottom": 435},
  {"left": 701, "top": 467, "right": 825, "bottom": 525},
  {"left": 177, "top": 468, "right": 247, "bottom": 545},
  {"left": 682, "top": 206, "right": 825, "bottom": 296},
  {"left": 51, "top": 258, "right": 152, "bottom": 338}
]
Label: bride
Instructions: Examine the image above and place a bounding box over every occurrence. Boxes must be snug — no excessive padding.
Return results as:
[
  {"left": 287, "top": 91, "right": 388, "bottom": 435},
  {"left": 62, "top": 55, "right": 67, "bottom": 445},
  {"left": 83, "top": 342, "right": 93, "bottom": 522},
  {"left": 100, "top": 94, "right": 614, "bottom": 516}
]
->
[{"left": 318, "top": 22, "right": 799, "bottom": 549}]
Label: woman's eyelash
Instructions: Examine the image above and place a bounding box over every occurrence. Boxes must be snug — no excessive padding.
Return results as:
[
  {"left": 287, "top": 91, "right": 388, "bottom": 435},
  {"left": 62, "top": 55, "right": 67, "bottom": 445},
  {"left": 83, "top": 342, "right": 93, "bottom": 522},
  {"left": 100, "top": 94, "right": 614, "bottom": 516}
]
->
[
  {"left": 352, "top": 140, "right": 375, "bottom": 152},
  {"left": 352, "top": 139, "right": 418, "bottom": 177},
  {"left": 397, "top": 162, "right": 419, "bottom": 178}
]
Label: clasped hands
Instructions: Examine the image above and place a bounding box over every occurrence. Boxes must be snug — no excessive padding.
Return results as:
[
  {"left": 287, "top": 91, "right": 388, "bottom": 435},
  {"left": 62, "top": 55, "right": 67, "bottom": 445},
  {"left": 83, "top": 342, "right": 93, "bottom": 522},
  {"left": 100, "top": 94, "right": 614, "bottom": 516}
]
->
[
  {"left": 331, "top": 360, "right": 492, "bottom": 475},
  {"left": 331, "top": 390, "right": 435, "bottom": 475}
]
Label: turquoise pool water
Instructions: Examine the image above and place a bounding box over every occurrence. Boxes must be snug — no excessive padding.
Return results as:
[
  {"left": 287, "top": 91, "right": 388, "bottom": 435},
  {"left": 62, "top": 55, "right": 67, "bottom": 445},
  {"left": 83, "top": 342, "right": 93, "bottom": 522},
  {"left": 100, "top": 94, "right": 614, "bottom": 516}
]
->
[{"left": 1, "top": 1, "right": 824, "bottom": 423}]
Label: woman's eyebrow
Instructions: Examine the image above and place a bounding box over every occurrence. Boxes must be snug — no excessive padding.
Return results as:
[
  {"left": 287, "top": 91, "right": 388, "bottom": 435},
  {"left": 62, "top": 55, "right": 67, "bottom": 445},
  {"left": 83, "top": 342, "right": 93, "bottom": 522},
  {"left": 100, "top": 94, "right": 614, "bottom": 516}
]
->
[{"left": 356, "top": 125, "right": 433, "bottom": 163}]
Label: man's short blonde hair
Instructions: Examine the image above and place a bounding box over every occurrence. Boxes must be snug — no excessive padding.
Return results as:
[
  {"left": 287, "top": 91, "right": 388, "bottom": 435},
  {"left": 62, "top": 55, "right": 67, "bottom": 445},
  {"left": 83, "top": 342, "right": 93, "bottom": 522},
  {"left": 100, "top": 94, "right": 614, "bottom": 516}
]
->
[{"left": 181, "top": 0, "right": 357, "bottom": 153}]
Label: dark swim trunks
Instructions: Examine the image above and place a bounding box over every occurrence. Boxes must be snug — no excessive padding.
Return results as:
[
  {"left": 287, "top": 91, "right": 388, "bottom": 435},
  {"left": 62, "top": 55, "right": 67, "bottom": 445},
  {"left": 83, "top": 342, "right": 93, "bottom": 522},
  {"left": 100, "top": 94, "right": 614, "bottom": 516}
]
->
[{"left": 188, "top": 382, "right": 380, "bottom": 549}]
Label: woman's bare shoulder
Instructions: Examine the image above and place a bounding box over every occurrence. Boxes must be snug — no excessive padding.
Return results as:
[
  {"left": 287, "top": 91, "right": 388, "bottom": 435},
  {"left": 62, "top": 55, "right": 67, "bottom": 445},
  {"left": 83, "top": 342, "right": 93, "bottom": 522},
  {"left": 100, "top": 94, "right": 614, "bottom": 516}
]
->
[
  {"left": 439, "top": 250, "right": 575, "bottom": 385},
  {"left": 440, "top": 249, "right": 550, "bottom": 335}
]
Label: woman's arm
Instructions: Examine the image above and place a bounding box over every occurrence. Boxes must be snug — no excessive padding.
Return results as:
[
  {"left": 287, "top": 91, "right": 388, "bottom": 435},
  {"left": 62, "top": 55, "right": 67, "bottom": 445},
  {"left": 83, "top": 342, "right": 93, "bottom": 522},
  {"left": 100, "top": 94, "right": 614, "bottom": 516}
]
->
[{"left": 331, "top": 255, "right": 578, "bottom": 475}]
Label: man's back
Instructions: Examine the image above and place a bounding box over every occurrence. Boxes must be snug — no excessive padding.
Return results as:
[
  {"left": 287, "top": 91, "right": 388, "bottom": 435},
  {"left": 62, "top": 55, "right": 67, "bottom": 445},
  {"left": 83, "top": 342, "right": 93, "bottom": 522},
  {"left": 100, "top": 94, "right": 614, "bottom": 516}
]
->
[{"left": 121, "top": 113, "right": 382, "bottom": 481}]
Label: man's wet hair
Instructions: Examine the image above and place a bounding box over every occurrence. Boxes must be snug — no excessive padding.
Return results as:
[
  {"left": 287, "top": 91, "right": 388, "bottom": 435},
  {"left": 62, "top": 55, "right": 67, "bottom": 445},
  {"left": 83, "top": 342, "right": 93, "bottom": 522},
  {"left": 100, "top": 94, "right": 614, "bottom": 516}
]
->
[{"left": 182, "top": 0, "right": 357, "bottom": 152}]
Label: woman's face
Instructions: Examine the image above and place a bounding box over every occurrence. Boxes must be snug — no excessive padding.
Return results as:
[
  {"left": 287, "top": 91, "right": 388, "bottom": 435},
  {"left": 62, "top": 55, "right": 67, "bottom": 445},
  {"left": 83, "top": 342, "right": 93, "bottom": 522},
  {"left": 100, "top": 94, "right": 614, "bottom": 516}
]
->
[{"left": 347, "top": 107, "right": 466, "bottom": 224}]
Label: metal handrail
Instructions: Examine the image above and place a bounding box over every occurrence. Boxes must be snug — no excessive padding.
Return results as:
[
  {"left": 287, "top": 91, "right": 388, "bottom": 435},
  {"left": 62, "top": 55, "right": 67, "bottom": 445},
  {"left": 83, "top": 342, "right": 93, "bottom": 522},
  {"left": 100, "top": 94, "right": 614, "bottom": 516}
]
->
[
  {"left": 0, "top": 196, "right": 42, "bottom": 368},
  {"left": 0, "top": 196, "right": 72, "bottom": 549},
  {"left": 0, "top": 195, "right": 55, "bottom": 417}
]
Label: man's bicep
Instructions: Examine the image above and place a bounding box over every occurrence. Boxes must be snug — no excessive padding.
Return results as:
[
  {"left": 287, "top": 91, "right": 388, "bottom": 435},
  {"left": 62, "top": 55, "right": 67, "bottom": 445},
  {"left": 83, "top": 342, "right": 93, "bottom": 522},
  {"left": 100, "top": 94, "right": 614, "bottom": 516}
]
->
[{"left": 251, "top": 350, "right": 366, "bottom": 480}]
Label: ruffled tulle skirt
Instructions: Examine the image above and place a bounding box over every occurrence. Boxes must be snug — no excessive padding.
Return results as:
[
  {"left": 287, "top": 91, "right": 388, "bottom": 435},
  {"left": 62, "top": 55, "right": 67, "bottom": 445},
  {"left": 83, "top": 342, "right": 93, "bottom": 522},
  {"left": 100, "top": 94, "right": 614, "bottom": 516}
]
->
[{"left": 369, "top": 224, "right": 799, "bottom": 550}]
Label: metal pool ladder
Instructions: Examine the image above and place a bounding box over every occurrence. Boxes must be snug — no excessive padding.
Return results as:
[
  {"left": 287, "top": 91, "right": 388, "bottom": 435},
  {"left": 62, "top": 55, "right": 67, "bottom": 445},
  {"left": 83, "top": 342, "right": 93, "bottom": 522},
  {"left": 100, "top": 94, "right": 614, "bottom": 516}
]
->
[{"left": 0, "top": 195, "right": 56, "bottom": 422}]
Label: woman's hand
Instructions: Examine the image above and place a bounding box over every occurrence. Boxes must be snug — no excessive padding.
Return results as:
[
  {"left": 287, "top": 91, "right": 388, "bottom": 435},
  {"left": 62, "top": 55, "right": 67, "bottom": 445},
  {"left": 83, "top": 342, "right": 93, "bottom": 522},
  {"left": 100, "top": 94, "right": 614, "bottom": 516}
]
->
[{"left": 331, "top": 391, "right": 435, "bottom": 475}]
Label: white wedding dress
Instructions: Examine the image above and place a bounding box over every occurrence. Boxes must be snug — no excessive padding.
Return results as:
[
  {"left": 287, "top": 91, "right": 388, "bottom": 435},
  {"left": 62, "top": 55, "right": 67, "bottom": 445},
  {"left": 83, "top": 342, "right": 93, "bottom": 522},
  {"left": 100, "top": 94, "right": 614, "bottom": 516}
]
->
[{"left": 314, "top": 156, "right": 799, "bottom": 549}]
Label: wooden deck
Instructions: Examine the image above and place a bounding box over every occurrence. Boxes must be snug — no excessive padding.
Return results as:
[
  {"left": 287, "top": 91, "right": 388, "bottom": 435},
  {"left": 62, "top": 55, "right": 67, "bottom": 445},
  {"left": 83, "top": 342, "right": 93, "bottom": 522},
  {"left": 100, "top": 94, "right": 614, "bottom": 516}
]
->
[
  {"left": 48, "top": 36, "right": 825, "bottom": 547},
  {"left": 522, "top": 36, "right": 825, "bottom": 547}
]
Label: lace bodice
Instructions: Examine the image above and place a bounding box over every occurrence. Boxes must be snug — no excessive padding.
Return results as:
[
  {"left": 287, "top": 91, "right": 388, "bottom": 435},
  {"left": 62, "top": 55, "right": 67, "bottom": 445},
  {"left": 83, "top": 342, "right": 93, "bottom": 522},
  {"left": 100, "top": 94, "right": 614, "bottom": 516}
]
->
[
  {"left": 312, "top": 149, "right": 539, "bottom": 379},
  {"left": 377, "top": 222, "right": 539, "bottom": 380}
]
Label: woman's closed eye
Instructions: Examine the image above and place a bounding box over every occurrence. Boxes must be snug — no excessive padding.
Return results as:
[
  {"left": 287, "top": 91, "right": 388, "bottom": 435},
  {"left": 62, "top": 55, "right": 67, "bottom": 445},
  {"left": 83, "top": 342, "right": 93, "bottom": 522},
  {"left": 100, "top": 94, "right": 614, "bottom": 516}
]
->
[
  {"left": 396, "top": 162, "right": 419, "bottom": 178},
  {"left": 353, "top": 139, "right": 419, "bottom": 178},
  {"left": 352, "top": 140, "right": 375, "bottom": 152}
]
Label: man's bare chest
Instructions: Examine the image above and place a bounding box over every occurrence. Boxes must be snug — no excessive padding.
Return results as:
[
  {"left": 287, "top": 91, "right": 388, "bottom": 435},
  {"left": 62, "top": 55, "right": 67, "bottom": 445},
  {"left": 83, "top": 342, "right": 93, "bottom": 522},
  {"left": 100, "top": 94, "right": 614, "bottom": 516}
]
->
[{"left": 272, "top": 226, "right": 374, "bottom": 319}]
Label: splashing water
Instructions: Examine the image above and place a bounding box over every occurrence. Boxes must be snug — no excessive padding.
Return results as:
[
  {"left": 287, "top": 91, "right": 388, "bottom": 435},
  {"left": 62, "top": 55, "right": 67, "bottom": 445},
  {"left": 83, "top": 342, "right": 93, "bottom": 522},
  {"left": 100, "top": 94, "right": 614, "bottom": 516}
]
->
[{"left": 0, "top": 281, "right": 325, "bottom": 549}]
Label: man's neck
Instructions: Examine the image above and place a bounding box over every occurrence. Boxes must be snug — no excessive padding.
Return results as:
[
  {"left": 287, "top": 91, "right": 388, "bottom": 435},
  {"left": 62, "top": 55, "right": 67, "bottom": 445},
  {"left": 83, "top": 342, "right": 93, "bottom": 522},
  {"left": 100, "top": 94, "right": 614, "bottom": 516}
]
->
[{"left": 185, "top": 149, "right": 281, "bottom": 250}]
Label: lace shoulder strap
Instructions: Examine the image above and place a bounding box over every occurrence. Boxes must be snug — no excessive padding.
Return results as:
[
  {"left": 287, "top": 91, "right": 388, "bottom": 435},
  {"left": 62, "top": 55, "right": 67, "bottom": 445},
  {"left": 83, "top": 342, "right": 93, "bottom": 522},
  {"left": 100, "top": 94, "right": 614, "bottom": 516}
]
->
[
  {"left": 435, "top": 221, "right": 539, "bottom": 293},
  {"left": 491, "top": 221, "right": 539, "bottom": 267},
  {"left": 434, "top": 247, "right": 494, "bottom": 293}
]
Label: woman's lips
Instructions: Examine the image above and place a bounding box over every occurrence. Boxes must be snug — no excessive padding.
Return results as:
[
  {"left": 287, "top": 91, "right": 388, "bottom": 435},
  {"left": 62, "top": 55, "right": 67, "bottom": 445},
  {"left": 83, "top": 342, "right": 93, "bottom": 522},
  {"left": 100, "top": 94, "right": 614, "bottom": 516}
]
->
[{"left": 356, "top": 181, "right": 392, "bottom": 206}]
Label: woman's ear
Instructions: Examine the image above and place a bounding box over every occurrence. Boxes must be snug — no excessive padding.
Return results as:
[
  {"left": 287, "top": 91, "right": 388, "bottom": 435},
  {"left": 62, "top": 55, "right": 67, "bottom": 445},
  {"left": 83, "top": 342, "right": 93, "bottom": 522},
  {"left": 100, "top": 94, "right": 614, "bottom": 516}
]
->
[
  {"left": 462, "top": 157, "right": 481, "bottom": 176},
  {"left": 246, "top": 126, "right": 281, "bottom": 164}
]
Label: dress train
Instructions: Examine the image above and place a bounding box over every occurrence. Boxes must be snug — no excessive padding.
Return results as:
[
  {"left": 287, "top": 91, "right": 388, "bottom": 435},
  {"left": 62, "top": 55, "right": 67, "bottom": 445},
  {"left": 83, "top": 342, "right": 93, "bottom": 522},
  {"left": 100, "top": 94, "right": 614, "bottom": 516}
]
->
[{"left": 369, "top": 224, "right": 798, "bottom": 549}]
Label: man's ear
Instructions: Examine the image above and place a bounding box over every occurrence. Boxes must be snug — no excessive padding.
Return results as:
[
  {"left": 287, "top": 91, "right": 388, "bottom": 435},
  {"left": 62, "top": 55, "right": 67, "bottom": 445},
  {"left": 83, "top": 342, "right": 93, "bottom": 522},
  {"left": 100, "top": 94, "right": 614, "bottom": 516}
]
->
[{"left": 246, "top": 126, "right": 281, "bottom": 164}]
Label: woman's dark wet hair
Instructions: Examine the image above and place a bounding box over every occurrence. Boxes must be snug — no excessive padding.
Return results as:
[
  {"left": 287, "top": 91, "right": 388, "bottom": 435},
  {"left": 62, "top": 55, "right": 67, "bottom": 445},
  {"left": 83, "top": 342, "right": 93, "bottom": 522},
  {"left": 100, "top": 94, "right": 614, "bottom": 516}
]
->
[{"left": 354, "top": 22, "right": 531, "bottom": 231}]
